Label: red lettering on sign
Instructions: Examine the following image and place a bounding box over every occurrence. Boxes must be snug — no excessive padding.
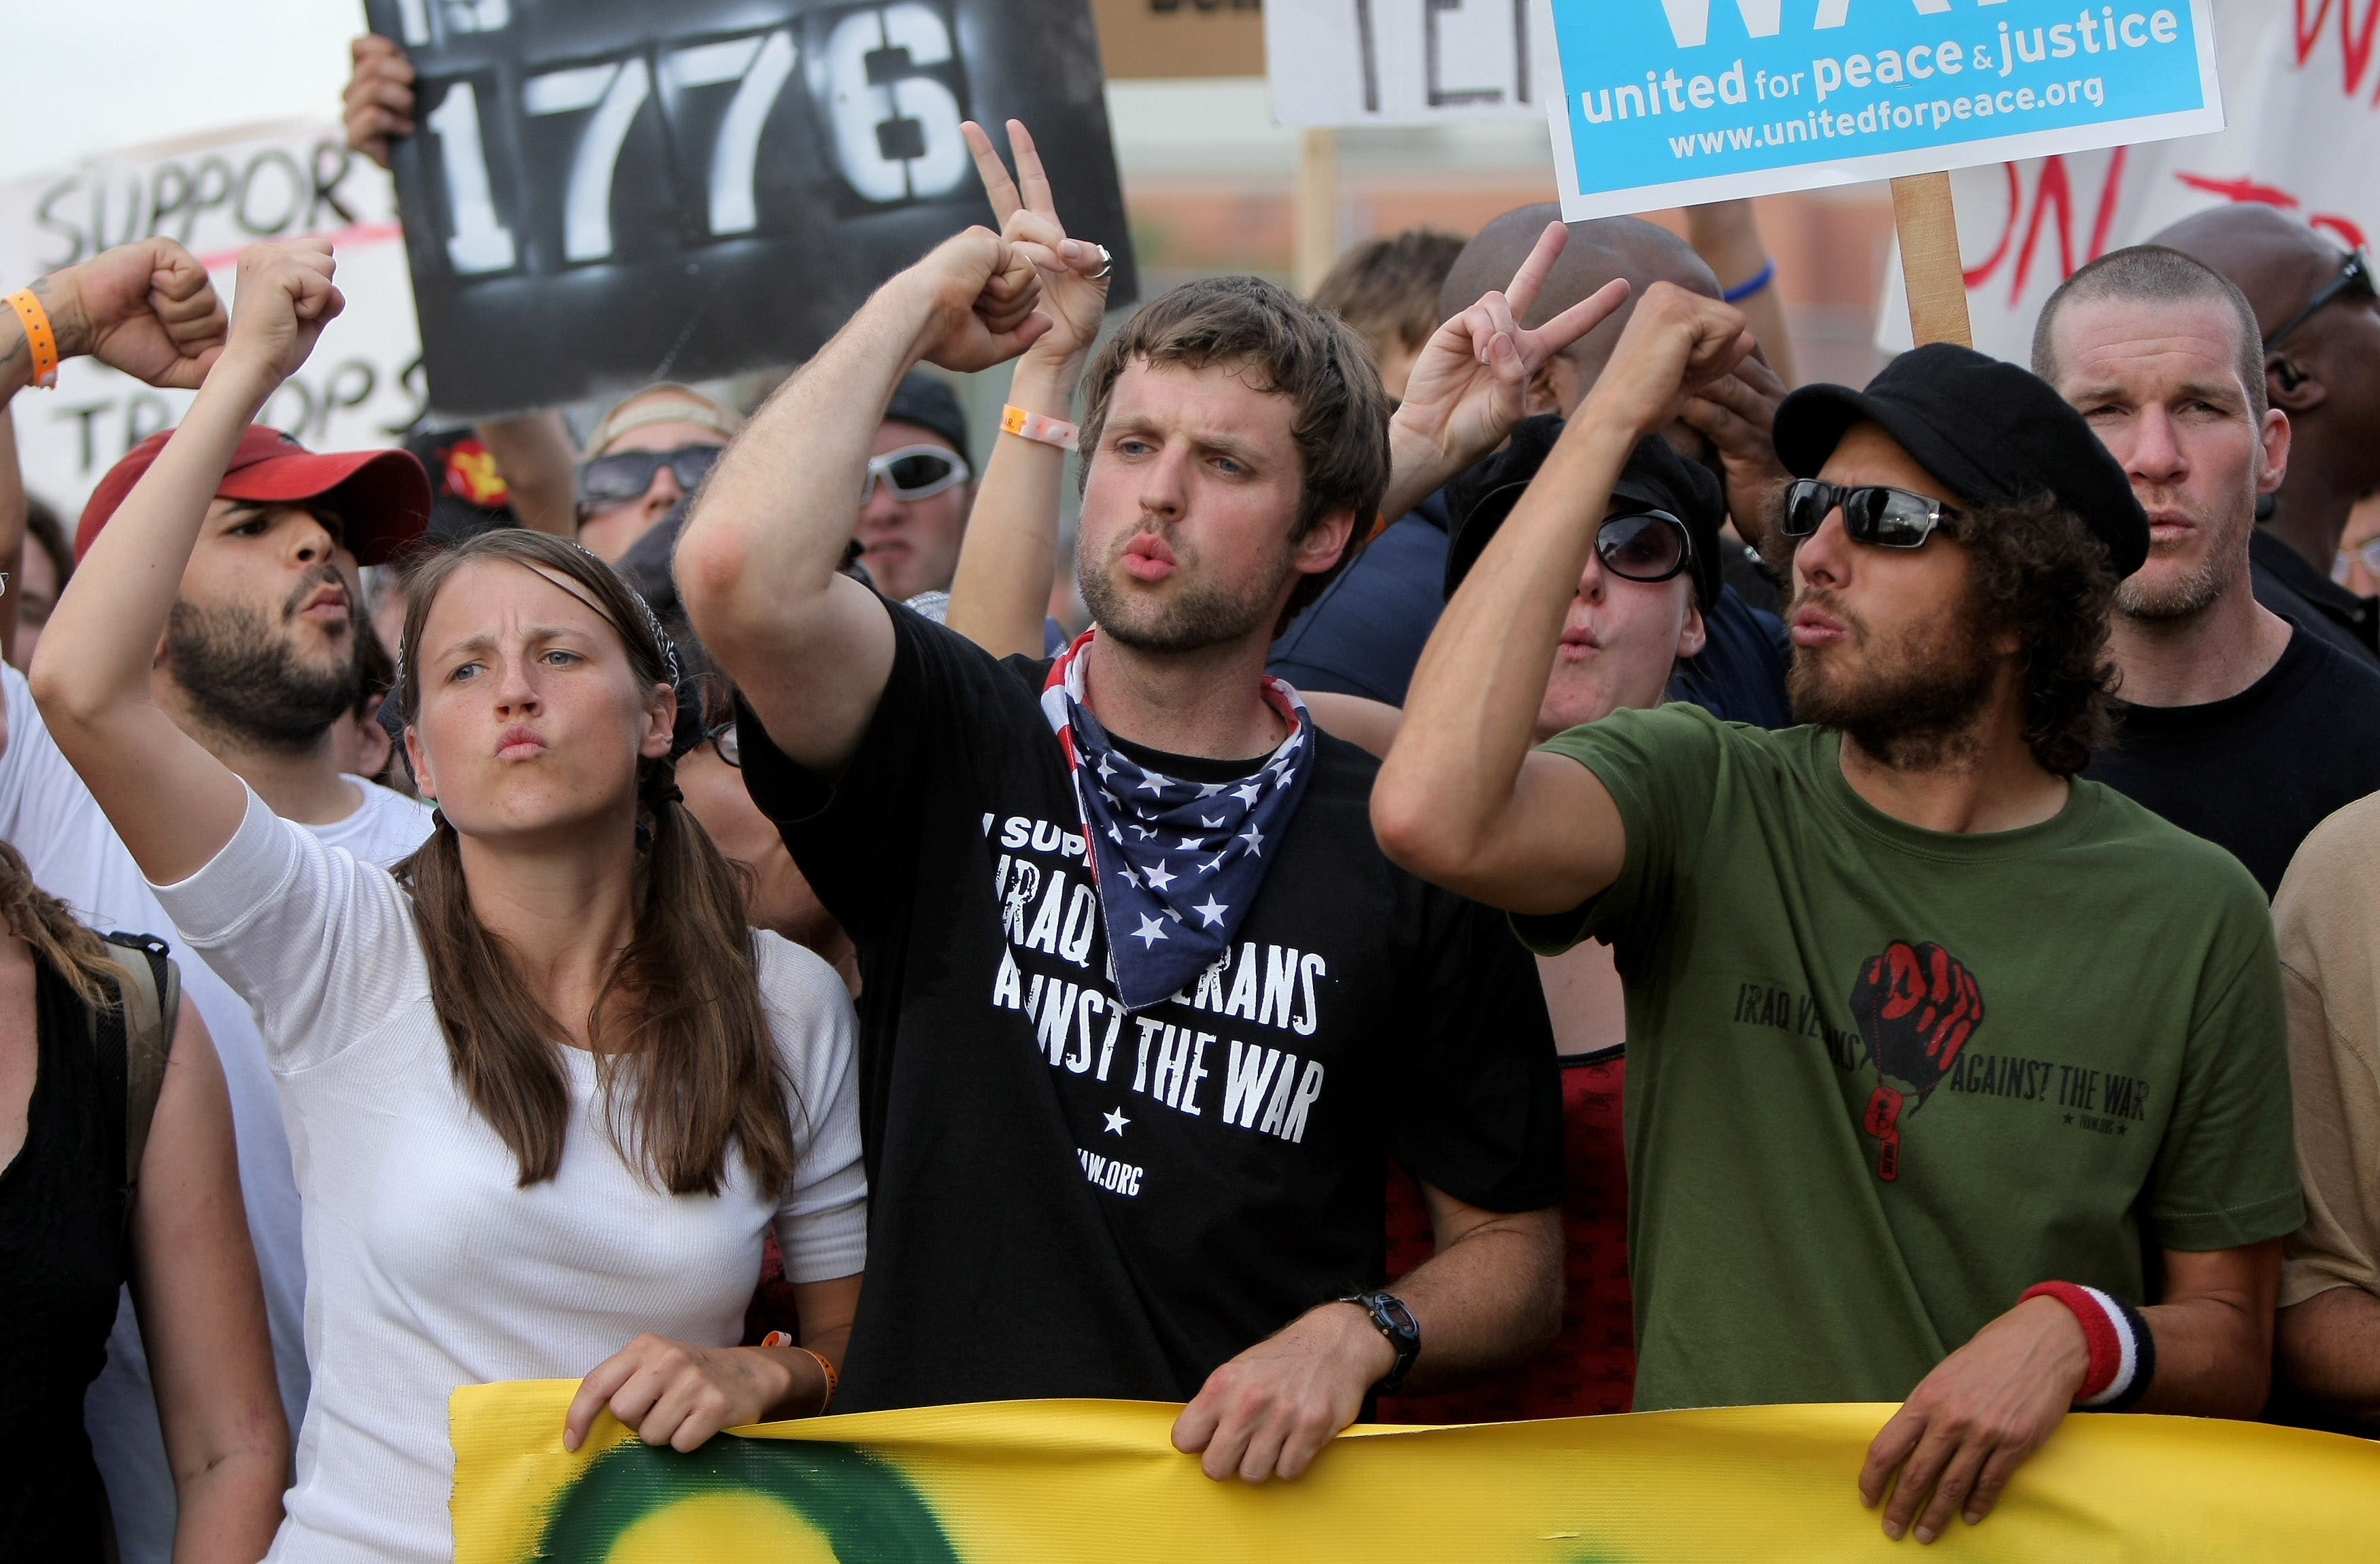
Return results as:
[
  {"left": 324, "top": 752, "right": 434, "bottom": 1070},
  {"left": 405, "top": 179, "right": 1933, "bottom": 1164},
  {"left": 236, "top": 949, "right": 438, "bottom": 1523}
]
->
[
  {"left": 1964, "top": 151, "right": 2128, "bottom": 303},
  {"left": 2295, "top": 0, "right": 2380, "bottom": 101},
  {"left": 2172, "top": 172, "right": 2368, "bottom": 252}
]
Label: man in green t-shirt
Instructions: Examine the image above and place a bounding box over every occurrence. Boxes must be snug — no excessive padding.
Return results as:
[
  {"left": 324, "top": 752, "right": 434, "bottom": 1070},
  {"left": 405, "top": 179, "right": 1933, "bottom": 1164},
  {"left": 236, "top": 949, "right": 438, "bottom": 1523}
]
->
[{"left": 1376, "top": 283, "right": 2302, "bottom": 1547}]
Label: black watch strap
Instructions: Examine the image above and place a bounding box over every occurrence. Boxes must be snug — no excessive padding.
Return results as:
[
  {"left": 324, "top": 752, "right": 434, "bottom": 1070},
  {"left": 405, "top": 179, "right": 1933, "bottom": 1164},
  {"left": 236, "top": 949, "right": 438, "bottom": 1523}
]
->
[{"left": 1338, "top": 1288, "right": 1421, "bottom": 1395}]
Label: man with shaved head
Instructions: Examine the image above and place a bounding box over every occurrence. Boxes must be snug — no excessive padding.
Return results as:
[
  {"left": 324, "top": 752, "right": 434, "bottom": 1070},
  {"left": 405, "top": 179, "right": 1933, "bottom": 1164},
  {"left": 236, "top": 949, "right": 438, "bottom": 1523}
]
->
[
  {"left": 2153, "top": 205, "right": 2380, "bottom": 668},
  {"left": 2034, "top": 243, "right": 2380, "bottom": 896}
]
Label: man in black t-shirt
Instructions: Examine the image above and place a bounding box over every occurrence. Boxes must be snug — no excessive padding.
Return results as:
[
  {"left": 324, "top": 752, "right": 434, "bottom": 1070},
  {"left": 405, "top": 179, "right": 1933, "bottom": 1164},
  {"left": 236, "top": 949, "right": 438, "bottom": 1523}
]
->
[
  {"left": 679, "top": 221, "right": 1598, "bottom": 1480},
  {"left": 2033, "top": 244, "right": 2380, "bottom": 896}
]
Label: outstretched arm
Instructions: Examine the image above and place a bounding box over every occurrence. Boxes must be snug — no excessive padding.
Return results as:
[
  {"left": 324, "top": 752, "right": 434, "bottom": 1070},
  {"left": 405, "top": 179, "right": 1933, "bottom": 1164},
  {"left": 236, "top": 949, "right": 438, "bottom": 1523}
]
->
[
  {"left": 942, "top": 120, "right": 1109, "bottom": 661},
  {"left": 30, "top": 239, "right": 337, "bottom": 885},
  {"left": 1861, "top": 1240, "right": 2279, "bottom": 1545},
  {"left": 676, "top": 230, "right": 1047, "bottom": 772},
  {"left": 1374, "top": 283, "right": 1754, "bottom": 915}
]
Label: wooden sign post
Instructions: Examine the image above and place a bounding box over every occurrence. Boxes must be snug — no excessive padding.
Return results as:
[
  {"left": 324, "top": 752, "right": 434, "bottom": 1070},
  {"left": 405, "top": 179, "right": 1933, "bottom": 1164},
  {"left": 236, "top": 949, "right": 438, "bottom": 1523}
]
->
[{"left": 1890, "top": 173, "right": 1974, "bottom": 350}]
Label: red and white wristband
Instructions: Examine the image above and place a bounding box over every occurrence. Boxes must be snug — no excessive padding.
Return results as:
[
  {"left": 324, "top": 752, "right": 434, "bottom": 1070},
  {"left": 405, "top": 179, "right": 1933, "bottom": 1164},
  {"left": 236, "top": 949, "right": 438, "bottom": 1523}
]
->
[
  {"left": 1000, "top": 403, "right": 1078, "bottom": 451},
  {"left": 2020, "top": 1281, "right": 2156, "bottom": 1410}
]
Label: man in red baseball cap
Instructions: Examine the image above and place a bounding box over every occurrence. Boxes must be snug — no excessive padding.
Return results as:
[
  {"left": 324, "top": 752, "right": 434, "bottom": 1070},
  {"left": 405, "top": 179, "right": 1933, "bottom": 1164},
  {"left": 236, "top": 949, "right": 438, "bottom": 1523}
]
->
[{"left": 74, "top": 422, "right": 430, "bottom": 832}]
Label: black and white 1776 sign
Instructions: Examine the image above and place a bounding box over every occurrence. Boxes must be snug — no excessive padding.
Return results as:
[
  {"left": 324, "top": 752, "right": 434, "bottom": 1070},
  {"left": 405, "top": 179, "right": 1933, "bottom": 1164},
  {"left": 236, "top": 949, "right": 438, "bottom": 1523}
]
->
[{"left": 363, "top": 0, "right": 1135, "bottom": 416}]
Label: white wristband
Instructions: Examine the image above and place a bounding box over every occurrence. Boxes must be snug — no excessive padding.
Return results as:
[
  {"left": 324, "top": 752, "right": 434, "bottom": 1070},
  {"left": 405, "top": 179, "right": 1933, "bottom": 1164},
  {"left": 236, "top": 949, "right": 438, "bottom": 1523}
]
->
[{"left": 1001, "top": 403, "right": 1078, "bottom": 451}]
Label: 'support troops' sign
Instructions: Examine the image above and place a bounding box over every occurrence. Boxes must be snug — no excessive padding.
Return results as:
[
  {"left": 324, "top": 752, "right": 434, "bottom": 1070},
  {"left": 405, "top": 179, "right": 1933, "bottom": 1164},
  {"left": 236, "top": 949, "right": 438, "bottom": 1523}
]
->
[
  {"left": 362, "top": 0, "right": 1136, "bottom": 418},
  {"left": 1538, "top": 0, "right": 2226, "bottom": 221}
]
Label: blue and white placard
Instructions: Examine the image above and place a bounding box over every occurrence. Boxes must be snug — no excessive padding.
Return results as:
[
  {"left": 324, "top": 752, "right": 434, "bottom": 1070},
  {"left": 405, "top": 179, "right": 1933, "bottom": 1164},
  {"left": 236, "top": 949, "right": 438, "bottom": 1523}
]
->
[{"left": 1540, "top": 0, "right": 2224, "bottom": 220}]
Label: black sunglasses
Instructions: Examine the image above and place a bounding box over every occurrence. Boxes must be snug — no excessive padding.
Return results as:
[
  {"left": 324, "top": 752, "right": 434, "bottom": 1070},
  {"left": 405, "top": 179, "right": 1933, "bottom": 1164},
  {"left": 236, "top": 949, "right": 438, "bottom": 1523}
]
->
[
  {"left": 704, "top": 719, "right": 741, "bottom": 768},
  {"left": 1781, "top": 479, "right": 1961, "bottom": 548},
  {"left": 577, "top": 445, "right": 724, "bottom": 511},
  {"left": 2264, "top": 247, "right": 2374, "bottom": 354},
  {"left": 1597, "top": 508, "right": 1693, "bottom": 583}
]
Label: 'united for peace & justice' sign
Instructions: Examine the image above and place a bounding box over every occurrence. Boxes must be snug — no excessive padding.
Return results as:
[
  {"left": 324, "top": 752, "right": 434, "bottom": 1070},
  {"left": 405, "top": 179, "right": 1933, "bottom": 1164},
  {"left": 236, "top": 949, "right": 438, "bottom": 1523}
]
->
[
  {"left": 1538, "top": 0, "right": 2224, "bottom": 221},
  {"left": 362, "top": 0, "right": 1134, "bottom": 418}
]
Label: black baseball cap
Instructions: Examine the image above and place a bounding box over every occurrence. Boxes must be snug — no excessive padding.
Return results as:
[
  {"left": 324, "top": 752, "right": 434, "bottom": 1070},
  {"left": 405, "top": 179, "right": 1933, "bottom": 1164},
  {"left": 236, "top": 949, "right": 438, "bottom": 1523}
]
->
[
  {"left": 1772, "top": 343, "right": 2148, "bottom": 577},
  {"left": 884, "top": 370, "right": 969, "bottom": 458},
  {"left": 1444, "top": 415, "right": 1727, "bottom": 610}
]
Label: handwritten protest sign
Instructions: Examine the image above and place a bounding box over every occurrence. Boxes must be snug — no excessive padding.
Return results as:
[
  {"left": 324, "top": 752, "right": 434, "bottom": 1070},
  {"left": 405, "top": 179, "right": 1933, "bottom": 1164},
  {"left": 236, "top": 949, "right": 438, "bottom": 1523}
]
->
[
  {"left": 0, "top": 122, "right": 421, "bottom": 513},
  {"left": 1538, "top": 0, "right": 2226, "bottom": 223},
  {"left": 362, "top": 0, "right": 1134, "bottom": 418}
]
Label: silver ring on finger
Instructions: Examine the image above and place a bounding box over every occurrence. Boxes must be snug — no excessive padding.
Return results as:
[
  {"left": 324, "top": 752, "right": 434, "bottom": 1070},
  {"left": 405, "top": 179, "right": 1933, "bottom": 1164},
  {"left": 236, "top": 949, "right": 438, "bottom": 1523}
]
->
[{"left": 1089, "top": 243, "right": 1113, "bottom": 281}]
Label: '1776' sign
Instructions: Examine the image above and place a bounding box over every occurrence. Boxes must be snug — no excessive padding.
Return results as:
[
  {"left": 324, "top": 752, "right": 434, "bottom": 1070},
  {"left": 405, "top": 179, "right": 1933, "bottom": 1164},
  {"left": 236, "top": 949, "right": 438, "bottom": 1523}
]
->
[{"left": 363, "top": 0, "right": 1135, "bottom": 416}]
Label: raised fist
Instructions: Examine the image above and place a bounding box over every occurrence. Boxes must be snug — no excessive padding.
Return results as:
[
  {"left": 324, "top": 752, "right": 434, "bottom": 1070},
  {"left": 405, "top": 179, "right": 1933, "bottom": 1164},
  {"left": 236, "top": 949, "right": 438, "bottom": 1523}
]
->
[
  {"left": 1850, "top": 939, "right": 1984, "bottom": 1105},
  {"left": 224, "top": 239, "right": 343, "bottom": 384},
  {"left": 37, "top": 238, "right": 228, "bottom": 390},
  {"left": 898, "top": 226, "right": 1049, "bottom": 373}
]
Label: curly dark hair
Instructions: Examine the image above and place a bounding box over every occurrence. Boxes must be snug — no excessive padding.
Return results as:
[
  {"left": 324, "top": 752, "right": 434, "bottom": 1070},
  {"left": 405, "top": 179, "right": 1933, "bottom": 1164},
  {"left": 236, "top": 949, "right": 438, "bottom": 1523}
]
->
[
  {"left": 1764, "top": 489, "right": 2119, "bottom": 776},
  {"left": 1960, "top": 492, "right": 2121, "bottom": 776}
]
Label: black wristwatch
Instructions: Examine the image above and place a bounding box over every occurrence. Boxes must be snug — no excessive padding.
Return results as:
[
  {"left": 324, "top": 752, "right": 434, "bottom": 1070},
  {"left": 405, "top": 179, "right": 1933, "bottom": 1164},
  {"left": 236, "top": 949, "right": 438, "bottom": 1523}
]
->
[{"left": 1338, "top": 1289, "right": 1421, "bottom": 1395}]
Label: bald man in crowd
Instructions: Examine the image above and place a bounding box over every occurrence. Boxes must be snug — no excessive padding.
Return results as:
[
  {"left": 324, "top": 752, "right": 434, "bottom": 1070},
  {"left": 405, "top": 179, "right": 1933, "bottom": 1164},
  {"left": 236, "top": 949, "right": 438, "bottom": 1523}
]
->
[
  {"left": 1272, "top": 204, "right": 1795, "bottom": 725},
  {"left": 2156, "top": 205, "right": 2380, "bottom": 667}
]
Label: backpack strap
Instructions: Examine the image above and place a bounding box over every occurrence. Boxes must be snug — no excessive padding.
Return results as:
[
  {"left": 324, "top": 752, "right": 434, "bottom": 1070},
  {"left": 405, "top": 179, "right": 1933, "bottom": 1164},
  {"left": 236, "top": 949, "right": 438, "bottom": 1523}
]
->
[{"left": 95, "top": 932, "right": 182, "bottom": 1208}]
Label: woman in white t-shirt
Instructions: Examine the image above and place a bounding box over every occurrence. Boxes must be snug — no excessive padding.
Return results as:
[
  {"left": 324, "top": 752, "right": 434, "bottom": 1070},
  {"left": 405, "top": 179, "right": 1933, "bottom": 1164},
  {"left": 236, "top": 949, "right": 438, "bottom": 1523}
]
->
[{"left": 29, "top": 238, "right": 867, "bottom": 1564}]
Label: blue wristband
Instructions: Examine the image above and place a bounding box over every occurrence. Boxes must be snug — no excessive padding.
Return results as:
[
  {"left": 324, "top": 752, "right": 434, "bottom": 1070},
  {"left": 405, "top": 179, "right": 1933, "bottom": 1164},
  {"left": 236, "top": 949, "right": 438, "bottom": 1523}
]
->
[{"left": 1722, "top": 258, "right": 1777, "bottom": 303}]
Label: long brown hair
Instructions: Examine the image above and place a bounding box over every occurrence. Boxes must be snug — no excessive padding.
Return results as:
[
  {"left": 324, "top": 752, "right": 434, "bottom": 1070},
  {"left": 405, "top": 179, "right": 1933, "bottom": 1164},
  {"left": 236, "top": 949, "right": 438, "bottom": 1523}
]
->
[
  {"left": 391, "top": 530, "right": 797, "bottom": 1197},
  {"left": 0, "top": 839, "right": 120, "bottom": 1009}
]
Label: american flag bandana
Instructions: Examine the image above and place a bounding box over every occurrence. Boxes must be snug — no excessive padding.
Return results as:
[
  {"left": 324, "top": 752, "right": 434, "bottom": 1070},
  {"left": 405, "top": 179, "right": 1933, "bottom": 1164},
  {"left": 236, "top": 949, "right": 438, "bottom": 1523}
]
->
[{"left": 1040, "top": 628, "right": 1315, "bottom": 1012}]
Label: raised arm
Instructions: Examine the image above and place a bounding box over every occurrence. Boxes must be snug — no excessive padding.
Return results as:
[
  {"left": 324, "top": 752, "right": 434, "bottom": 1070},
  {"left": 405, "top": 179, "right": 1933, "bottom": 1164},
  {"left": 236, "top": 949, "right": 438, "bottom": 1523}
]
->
[
  {"left": 1380, "top": 222, "right": 1629, "bottom": 523},
  {"left": 675, "top": 230, "right": 1046, "bottom": 772},
  {"left": 942, "top": 119, "right": 1110, "bottom": 660},
  {"left": 29, "top": 239, "right": 335, "bottom": 885},
  {"left": 1373, "top": 284, "right": 1753, "bottom": 915},
  {"left": 473, "top": 410, "right": 578, "bottom": 537}
]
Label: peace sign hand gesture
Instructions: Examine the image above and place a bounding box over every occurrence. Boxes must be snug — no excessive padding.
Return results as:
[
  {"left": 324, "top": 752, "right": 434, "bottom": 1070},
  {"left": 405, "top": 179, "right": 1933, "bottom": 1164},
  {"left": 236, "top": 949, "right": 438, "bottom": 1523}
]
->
[
  {"left": 1390, "top": 221, "right": 1630, "bottom": 492},
  {"left": 962, "top": 118, "right": 1110, "bottom": 375}
]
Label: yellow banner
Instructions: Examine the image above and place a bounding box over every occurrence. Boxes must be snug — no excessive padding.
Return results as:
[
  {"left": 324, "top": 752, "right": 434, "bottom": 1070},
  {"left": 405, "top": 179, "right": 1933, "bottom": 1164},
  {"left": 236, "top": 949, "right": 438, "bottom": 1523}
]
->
[{"left": 451, "top": 1382, "right": 2380, "bottom": 1563}]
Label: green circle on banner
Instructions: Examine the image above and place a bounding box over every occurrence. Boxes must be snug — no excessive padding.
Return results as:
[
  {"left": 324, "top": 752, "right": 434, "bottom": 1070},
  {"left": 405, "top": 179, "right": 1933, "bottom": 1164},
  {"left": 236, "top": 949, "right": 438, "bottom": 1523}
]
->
[{"left": 537, "top": 1437, "right": 964, "bottom": 1563}]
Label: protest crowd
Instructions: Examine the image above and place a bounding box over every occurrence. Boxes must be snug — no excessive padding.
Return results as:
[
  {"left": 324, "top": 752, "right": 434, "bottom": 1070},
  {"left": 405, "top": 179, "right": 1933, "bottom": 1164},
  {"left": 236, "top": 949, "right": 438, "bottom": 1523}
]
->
[{"left": 5, "top": 20, "right": 2380, "bottom": 1564}]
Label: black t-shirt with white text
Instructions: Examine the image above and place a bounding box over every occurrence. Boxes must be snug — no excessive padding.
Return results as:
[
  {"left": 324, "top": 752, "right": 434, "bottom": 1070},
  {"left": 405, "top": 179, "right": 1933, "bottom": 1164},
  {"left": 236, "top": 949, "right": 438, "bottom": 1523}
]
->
[
  {"left": 736, "top": 607, "right": 1562, "bottom": 1412},
  {"left": 2084, "top": 623, "right": 2380, "bottom": 896}
]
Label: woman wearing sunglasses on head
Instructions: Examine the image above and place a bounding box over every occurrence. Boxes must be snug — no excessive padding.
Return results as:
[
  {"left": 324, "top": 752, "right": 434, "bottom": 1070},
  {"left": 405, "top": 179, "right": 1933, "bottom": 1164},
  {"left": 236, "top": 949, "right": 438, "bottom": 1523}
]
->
[
  {"left": 30, "top": 239, "right": 866, "bottom": 1564},
  {"left": 573, "top": 384, "right": 744, "bottom": 563}
]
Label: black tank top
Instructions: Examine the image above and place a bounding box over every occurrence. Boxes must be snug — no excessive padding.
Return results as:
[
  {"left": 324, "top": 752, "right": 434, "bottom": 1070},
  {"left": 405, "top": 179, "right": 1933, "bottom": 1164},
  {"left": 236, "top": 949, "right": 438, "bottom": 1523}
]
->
[{"left": 0, "top": 957, "right": 132, "bottom": 1561}]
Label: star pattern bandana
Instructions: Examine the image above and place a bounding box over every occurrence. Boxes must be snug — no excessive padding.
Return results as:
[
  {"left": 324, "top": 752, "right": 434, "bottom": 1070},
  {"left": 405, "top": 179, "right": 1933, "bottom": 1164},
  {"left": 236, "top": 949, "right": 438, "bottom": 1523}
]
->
[{"left": 1040, "top": 629, "right": 1315, "bottom": 1012}]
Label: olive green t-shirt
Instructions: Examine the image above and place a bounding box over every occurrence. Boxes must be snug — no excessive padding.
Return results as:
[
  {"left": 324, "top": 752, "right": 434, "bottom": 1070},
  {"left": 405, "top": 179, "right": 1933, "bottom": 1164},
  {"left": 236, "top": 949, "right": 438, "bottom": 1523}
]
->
[{"left": 1524, "top": 705, "right": 2304, "bottom": 1412}]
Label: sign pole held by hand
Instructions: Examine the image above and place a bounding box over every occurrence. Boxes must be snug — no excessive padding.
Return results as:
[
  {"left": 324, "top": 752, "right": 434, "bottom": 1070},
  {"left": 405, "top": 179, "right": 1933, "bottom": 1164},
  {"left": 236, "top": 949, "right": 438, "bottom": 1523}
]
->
[{"left": 1890, "top": 173, "right": 1973, "bottom": 350}]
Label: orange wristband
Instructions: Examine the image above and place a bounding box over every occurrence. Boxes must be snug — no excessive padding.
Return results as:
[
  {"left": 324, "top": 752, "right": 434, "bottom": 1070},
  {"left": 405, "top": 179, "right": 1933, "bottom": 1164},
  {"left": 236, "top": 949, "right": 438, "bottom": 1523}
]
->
[
  {"left": 1000, "top": 403, "right": 1078, "bottom": 451},
  {"left": 6, "top": 288, "right": 59, "bottom": 389},
  {"left": 760, "top": 1331, "right": 839, "bottom": 1412}
]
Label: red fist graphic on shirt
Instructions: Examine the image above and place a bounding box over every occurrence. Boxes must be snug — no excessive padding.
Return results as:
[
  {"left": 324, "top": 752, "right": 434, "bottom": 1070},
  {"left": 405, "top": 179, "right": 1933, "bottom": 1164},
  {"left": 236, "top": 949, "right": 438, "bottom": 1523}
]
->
[{"left": 1850, "top": 940, "right": 1984, "bottom": 1106}]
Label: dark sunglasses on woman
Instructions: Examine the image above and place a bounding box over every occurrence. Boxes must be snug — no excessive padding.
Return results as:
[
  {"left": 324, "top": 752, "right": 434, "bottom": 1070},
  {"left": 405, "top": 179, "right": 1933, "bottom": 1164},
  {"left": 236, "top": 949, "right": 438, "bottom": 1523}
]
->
[
  {"left": 1780, "top": 479, "right": 1961, "bottom": 548},
  {"left": 1596, "top": 508, "right": 1693, "bottom": 583},
  {"left": 576, "top": 445, "right": 725, "bottom": 512}
]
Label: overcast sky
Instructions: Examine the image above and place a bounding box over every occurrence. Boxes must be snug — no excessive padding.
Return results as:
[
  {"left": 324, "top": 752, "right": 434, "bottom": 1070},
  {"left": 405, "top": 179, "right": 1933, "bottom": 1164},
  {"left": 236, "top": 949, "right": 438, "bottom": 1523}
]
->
[{"left": 0, "top": 1, "right": 361, "bottom": 182}]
